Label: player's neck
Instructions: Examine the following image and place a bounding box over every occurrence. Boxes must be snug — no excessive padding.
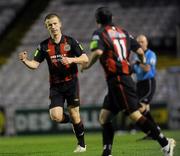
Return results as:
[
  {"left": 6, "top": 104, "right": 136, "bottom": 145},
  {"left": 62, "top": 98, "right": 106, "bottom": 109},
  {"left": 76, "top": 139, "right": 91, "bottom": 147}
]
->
[{"left": 52, "top": 33, "right": 62, "bottom": 44}]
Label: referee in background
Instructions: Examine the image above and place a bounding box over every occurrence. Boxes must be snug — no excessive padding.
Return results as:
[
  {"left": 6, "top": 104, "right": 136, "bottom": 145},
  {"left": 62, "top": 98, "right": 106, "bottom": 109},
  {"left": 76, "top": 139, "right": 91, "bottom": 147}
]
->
[{"left": 131, "top": 34, "right": 160, "bottom": 139}]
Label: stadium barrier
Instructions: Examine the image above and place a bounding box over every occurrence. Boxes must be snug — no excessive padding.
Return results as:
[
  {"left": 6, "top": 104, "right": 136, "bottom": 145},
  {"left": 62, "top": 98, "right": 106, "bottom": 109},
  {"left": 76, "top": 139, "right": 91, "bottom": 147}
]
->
[
  {"left": 0, "top": 106, "right": 6, "bottom": 135},
  {"left": 167, "top": 67, "right": 180, "bottom": 129},
  {"left": 14, "top": 104, "right": 168, "bottom": 135}
]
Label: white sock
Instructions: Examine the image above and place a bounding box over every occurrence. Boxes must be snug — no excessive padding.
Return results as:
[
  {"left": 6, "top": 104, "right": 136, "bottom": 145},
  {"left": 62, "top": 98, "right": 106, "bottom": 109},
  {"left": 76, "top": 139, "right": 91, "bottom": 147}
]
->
[{"left": 162, "top": 141, "right": 169, "bottom": 151}]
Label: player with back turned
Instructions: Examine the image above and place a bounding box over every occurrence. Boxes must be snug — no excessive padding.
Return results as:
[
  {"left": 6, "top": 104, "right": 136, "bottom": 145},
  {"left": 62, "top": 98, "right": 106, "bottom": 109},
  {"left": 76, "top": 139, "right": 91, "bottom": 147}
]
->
[
  {"left": 19, "top": 13, "right": 88, "bottom": 153},
  {"left": 81, "top": 7, "right": 176, "bottom": 156}
]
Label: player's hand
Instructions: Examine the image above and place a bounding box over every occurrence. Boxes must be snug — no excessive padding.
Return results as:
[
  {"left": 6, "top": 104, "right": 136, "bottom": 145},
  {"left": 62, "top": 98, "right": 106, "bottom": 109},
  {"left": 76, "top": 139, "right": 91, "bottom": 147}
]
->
[
  {"left": 61, "top": 56, "right": 74, "bottom": 65},
  {"left": 19, "top": 51, "right": 28, "bottom": 62}
]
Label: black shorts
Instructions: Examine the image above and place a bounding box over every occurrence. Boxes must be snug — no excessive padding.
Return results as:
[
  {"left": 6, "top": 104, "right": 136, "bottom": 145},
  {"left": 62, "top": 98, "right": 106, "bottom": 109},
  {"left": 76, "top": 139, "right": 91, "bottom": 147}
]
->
[
  {"left": 103, "top": 75, "right": 139, "bottom": 115},
  {"left": 49, "top": 77, "right": 80, "bottom": 109},
  {"left": 136, "top": 78, "right": 156, "bottom": 104}
]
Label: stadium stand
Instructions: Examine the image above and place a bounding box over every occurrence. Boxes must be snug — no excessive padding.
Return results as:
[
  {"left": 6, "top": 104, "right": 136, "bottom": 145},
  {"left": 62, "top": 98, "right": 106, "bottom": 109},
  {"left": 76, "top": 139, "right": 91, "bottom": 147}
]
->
[
  {"left": 0, "top": 0, "right": 28, "bottom": 36},
  {"left": 0, "top": 0, "right": 179, "bottom": 106},
  {"left": 0, "top": 0, "right": 180, "bottom": 134}
]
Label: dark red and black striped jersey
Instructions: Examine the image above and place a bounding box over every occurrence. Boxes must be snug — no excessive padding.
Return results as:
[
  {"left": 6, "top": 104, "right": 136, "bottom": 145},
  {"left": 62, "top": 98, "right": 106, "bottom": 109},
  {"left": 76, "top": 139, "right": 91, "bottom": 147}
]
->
[
  {"left": 90, "top": 25, "right": 140, "bottom": 80},
  {"left": 34, "top": 35, "right": 85, "bottom": 85}
]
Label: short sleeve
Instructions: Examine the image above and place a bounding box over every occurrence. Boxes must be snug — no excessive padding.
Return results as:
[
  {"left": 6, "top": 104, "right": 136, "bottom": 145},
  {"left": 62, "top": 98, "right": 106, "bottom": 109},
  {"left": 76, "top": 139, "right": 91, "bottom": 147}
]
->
[
  {"left": 148, "top": 52, "right": 157, "bottom": 66},
  {"left": 71, "top": 38, "right": 85, "bottom": 57},
  {"left": 90, "top": 31, "right": 105, "bottom": 51},
  {"left": 33, "top": 44, "right": 45, "bottom": 63}
]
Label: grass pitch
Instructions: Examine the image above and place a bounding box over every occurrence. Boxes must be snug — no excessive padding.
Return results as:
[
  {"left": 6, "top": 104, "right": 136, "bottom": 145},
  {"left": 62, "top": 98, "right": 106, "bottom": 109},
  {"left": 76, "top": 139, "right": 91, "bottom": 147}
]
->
[{"left": 0, "top": 130, "right": 179, "bottom": 156}]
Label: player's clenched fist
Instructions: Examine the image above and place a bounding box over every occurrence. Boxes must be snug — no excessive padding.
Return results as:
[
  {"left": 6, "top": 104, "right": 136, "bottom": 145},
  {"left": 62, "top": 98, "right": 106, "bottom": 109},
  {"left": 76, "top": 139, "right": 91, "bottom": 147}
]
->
[{"left": 19, "top": 51, "right": 27, "bottom": 62}]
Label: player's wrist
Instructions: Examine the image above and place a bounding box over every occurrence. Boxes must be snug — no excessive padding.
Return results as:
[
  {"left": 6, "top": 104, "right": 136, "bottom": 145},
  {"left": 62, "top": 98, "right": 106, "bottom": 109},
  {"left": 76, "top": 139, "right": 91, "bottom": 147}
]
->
[
  {"left": 70, "top": 57, "right": 75, "bottom": 64},
  {"left": 135, "top": 61, "right": 141, "bottom": 65},
  {"left": 73, "top": 57, "right": 80, "bottom": 64},
  {"left": 22, "top": 58, "right": 27, "bottom": 63}
]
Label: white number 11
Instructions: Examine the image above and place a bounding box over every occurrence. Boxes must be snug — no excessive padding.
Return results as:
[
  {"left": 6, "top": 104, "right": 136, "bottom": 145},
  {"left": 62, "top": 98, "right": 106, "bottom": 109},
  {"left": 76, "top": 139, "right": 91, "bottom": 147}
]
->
[{"left": 113, "top": 39, "right": 127, "bottom": 61}]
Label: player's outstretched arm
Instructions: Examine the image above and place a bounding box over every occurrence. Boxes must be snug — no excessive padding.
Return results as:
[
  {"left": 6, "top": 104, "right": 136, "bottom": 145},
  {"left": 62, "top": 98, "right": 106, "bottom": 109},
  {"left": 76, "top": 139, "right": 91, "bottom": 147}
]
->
[
  {"left": 61, "top": 53, "right": 88, "bottom": 66},
  {"left": 80, "top": 49, "right": 103, "bottom": 72},
  {"left": 19, "top": 51, "right": 40, "bottom": 70}
]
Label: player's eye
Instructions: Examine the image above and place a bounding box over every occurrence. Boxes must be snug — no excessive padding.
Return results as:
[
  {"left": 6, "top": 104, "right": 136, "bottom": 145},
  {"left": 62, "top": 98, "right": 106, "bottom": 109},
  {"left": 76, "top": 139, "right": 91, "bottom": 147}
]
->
[{"left": 48, "top": 24, "right": 52, "bottom": 27}]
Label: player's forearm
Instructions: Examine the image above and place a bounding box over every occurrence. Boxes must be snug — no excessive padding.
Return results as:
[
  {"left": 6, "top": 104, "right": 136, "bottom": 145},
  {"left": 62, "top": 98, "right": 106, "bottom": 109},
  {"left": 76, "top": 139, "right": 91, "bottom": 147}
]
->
[
  {"left": 139, "top": 63, "right": 150, "bottom": 72},
  {"left": 73, "top": 54, "right": 89, "bottom": 64},
  {"left": 22, "top": 59, "right": 39, "bottom": 70},
  {"left": 86, "top": 53, "right": 99, "bottom": 68},
  {"left": 84, "top": 50, "right": 102, "bottom": 69}
]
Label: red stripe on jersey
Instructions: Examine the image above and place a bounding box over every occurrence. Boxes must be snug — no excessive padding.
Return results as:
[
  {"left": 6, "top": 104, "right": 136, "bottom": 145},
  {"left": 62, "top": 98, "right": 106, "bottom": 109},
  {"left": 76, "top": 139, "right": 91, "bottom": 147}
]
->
[
  {"left": 102, "top": 31, "right": 111, "bottom": 48},
  {"left": 106, "top": 58, "right": 117, "bottom": 73},
  {"left": 121, "top": 60, "right": 129, "bottom": 74},
  {"left": 60, "top": 39, "right": 67, "bottom": 56},
  {"left": 48, "top": 39, "right": 58, "bottom": 67},
  {"left": 102, "top": 31, "right": 117, "bottom": 74},
  {"left": 59, "top": 37, "right": 75, "bottom": 82},
  {"left": 59, "top": 37, "right": 70, "bottom": 76}
]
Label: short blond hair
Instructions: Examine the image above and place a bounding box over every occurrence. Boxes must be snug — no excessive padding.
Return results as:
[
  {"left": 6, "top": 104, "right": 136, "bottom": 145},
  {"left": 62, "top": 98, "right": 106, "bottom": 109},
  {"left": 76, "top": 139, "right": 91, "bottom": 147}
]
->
[{"left": 44, "top": 13, "right": 61, "bottom": 22}]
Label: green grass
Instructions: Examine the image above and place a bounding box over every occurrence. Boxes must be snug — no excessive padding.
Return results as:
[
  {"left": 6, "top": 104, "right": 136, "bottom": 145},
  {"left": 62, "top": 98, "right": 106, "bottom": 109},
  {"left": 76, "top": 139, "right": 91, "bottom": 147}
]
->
[{"left": 0, "top": 131, "right": 179, "bottom": 156}]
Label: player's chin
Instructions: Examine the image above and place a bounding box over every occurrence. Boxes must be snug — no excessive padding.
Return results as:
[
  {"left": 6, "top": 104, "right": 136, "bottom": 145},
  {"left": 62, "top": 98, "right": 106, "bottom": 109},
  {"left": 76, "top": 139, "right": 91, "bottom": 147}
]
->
[{"left": 51, "top": 31, "right": 58, "bottom": 35}]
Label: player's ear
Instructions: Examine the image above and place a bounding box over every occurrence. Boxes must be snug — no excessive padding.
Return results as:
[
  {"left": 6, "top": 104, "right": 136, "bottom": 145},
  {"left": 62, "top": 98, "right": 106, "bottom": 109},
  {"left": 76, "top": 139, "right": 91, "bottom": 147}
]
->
[
  {"left": 59, "top": 21, "right": 62, "bottom": 29},
  {"left": 44, "top": 21, "right": 48, "bottom": 29}
]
